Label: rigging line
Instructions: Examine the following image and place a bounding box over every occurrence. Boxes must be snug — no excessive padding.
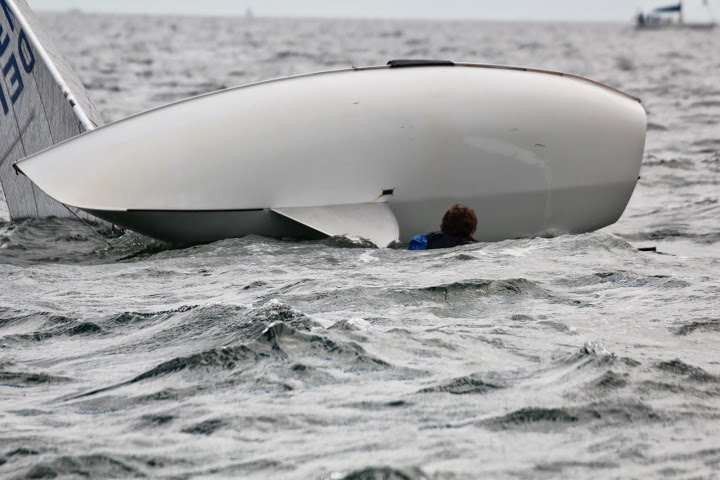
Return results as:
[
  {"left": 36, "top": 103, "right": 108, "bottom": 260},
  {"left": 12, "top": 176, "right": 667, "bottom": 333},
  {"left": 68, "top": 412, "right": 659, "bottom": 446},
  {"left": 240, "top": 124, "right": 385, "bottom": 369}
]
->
[
  {"left": 0, "top": 132, "right": 23, "bottom": 169},
  {"left": 61, "top": 202, "right": 114, "bottom": 249},
  {"left": 0, "top": 96, "right": 36, "bottom": 172},
  {"left": 1, "top": 111, "right": 37, "bottom": 165},
  {"left": 0, "top": 82, "right": 42, "bottom": 216}
]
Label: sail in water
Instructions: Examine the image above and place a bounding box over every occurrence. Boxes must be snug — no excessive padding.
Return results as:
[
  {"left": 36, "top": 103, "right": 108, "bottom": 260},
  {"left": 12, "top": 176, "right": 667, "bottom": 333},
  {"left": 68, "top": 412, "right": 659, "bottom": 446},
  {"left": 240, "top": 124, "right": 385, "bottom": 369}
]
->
[{"left": 0, "top": 0, "right": 104, "bottom": 221}]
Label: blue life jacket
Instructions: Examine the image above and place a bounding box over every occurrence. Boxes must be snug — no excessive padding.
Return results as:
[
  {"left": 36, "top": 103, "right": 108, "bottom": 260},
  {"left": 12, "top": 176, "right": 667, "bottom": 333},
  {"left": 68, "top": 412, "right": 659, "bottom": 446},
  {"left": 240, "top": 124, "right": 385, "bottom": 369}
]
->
[
  {"left": 407, "top": 234, "right": 429, "bottom": 250},
  {"left": 407, "top": 232, "right": 477, "bottom": 250}
]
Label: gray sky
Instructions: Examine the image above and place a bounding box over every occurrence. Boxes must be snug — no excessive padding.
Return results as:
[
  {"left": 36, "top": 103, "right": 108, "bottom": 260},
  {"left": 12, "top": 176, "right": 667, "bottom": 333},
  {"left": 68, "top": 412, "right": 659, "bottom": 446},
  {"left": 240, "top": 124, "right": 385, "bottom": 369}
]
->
[{"left": 27, "top": 0, "right": 717, "bottom": 22}]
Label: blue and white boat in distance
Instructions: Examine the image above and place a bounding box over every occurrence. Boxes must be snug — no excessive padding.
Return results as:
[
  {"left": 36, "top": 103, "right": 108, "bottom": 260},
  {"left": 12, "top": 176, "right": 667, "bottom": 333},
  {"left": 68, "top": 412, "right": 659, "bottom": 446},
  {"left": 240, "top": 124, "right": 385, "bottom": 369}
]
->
[{"left": 636, "top": 1, "right": 717, "bottom": 29}]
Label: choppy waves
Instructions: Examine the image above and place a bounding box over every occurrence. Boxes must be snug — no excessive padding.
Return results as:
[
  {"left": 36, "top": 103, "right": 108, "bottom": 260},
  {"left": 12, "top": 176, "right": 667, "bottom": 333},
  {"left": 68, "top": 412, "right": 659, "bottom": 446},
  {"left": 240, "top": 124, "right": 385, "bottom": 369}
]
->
[{"left": 2, "top": 229, "right": 719, "bottom": 478}]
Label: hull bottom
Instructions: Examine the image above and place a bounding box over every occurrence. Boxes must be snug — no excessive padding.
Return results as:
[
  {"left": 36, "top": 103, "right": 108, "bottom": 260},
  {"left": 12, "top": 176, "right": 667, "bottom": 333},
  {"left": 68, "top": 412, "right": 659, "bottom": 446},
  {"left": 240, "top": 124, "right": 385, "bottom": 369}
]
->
[
  {"left": 86, "top": 208, "right": 327, "bottom": 243},
  {"left": 84, "top": 180, "right": 637, "bottom": 245}
]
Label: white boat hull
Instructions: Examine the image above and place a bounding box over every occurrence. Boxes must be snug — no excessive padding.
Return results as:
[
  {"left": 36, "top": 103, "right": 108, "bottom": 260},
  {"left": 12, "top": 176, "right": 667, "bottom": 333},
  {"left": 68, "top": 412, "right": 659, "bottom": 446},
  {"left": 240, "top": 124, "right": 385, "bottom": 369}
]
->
[{"left": 16, "top": 62, "right": 647, "bottom": 245}]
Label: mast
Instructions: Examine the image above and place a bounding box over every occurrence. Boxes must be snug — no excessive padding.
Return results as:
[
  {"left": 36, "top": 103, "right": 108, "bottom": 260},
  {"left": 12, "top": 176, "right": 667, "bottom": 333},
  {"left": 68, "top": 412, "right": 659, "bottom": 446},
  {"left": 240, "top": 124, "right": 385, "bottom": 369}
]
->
[{"left": 680, "top": 0, "right": 684, "bottom": 24}]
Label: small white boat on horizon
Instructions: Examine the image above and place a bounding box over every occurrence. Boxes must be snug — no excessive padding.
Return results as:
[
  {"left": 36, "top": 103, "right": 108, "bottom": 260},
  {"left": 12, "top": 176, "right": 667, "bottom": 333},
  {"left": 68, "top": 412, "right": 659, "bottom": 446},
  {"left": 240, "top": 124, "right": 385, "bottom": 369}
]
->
[{"left": 636, "top": 1, "right": 717, "bottom": 29}]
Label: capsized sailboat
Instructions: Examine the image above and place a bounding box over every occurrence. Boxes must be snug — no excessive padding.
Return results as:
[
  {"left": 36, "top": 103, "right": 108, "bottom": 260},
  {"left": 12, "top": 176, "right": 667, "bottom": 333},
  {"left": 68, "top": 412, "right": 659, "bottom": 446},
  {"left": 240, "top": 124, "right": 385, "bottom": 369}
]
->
[
  {"left": 5, "top": 0, "right": 647, "bottom": 247},
  {"left": 636, "top": 0, "right": 717, "bottom": 29}
]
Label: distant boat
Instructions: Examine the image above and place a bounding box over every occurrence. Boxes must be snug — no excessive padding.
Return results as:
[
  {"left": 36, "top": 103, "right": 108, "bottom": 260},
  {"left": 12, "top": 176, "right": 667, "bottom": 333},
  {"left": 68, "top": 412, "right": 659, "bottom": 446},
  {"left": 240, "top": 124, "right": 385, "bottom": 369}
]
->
[{"left": 636, "top": 1, "right": 717, "bottom": 29}]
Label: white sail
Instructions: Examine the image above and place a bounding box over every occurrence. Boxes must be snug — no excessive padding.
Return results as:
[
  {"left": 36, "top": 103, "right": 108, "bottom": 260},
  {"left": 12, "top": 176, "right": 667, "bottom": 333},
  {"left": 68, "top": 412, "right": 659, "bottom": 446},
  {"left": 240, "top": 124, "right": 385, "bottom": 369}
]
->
[{"left": 0, "top": 0, "right": 103, "bottom": 220}]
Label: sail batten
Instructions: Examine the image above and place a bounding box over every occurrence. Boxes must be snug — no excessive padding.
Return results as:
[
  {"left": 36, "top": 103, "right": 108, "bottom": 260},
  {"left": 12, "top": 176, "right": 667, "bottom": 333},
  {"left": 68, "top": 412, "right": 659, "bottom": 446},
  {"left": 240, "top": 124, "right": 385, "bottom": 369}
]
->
[
  {"left": 653, "top": 2, "right": 683, "bottom": 13},
  {"left": 0, "top": 0, "right": 103, "bottom": 221}
]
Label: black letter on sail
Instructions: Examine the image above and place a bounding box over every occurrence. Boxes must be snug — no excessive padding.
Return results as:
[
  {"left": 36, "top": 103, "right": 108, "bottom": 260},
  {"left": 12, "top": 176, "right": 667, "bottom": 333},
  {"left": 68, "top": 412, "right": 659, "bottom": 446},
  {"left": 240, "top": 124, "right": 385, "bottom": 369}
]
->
[
  {"left": 18, "top": 29, "right": 34, "bottom": 73},
  {"left": 0, "top": 21, "right": 10, "bottom": 56},
  {"left": 0, "top": 0, "right": 15, "bottom": 32},
  {"left": 3, "top": 54, "right": 24, "bottom": 104}
]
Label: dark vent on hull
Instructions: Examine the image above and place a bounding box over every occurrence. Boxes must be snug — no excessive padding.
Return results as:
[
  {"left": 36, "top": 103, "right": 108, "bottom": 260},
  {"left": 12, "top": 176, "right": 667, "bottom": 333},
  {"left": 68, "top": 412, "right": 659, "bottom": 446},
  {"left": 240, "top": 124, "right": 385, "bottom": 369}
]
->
[{"left": 387, "top": 59, "right": 455, "bottom": 68}]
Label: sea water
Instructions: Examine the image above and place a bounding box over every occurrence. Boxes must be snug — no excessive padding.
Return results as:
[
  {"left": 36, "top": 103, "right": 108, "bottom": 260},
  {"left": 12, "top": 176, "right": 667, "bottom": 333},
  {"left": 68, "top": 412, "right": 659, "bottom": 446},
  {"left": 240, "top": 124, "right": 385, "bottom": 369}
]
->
[{"left": 1, "top": 14, "right": 719, "bottom": 479}]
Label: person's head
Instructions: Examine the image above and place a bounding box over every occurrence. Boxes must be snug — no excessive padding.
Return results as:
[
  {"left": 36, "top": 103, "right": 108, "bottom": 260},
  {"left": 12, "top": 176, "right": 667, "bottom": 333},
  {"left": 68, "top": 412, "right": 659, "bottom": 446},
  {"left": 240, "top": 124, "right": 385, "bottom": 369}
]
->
[{"left": 441, "top": 204, "right": 477, "bottom": 238}]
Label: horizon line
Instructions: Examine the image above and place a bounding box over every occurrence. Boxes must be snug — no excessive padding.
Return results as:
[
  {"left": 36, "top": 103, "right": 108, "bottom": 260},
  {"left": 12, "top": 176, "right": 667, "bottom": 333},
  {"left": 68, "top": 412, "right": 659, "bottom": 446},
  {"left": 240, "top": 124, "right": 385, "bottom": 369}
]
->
[{"left": 33, "top": 7, "right": 638, "bottom": 24}]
